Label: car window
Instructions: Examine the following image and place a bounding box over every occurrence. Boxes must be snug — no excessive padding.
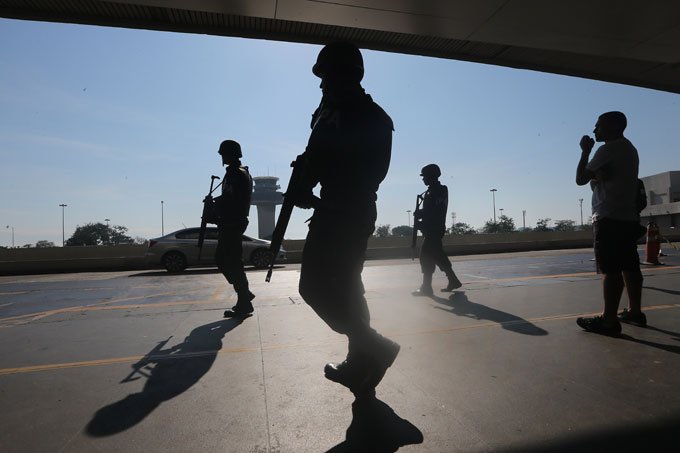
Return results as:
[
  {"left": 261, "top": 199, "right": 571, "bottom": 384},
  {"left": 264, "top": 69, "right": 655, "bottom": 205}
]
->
[{"left": 176, "top": 230, "right": 199, "bottom": 239}]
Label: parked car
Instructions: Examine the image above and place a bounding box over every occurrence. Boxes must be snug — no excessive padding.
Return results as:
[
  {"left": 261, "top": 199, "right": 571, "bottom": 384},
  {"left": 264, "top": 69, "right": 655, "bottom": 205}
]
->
[{"left": 145, "top": 227, "right": 286, "bottom": 273}]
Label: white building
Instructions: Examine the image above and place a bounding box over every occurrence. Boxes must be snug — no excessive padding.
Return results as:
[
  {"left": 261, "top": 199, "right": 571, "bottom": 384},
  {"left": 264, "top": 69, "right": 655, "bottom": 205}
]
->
[{"left": 640, "top": 171, "right": 680, "bottom": 228}]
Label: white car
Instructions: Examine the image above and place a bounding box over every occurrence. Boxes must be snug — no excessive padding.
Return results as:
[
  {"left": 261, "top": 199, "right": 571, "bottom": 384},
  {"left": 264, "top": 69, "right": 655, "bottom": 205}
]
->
[{"left": 145, "top": 227, "right": 286, "bottom": 273}]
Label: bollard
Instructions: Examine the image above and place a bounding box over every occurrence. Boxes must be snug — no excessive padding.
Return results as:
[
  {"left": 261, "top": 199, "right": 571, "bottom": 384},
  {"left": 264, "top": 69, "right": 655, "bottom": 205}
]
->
[{"left": 644, "top": 221, "right": 661, "bottom": 264}]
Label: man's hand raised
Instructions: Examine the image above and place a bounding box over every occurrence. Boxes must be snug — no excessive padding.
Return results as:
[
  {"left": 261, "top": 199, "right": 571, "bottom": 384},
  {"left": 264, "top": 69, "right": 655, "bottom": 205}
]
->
[{"left": 580, "top": 135, "right": 595, "bottom": 154}]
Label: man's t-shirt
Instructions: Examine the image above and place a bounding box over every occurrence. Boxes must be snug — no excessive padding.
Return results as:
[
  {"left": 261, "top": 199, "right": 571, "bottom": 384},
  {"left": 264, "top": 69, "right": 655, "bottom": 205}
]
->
[{"left": 586, "top": 138, "right": 639, "bottom": 222}]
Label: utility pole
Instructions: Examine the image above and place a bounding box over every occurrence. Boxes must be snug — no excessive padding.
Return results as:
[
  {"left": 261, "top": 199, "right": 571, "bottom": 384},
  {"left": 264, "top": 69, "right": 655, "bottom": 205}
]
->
[
  {"left": 578, "top": 198, "right": 584, "bottom": 226},
  {"left": 490, "top": 189, "right": 497, "bottom": 223},
  {"left": 161, "top": 200, "right": 165, "bottom": 236},
  {"left": 59, "top": 204, "right": 67, "bottom": 246}
]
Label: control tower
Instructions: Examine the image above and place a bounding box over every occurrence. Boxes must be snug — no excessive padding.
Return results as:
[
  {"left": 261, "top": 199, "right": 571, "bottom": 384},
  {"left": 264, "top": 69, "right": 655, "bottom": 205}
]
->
[{"left": 250, "top": 176, "right": 284, "bottom": 240}]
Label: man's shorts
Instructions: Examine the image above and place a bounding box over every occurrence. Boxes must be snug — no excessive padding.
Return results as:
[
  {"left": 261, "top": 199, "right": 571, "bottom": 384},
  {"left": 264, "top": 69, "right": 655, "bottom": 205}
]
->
[{"left": 593, "top": 218, "right": 644, "bottom": 274}]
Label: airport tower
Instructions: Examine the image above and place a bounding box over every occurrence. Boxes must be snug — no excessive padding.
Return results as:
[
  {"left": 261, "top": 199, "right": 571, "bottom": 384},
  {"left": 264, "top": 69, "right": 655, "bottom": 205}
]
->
[{"left": 251, "top": 176, "right": 284, "bottom": 240}]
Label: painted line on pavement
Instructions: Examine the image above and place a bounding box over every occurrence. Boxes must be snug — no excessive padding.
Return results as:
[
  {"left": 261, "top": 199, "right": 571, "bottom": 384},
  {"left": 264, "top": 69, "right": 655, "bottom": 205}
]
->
[{"left": 1, "top": 303, "right": 679, "bottom": 377}]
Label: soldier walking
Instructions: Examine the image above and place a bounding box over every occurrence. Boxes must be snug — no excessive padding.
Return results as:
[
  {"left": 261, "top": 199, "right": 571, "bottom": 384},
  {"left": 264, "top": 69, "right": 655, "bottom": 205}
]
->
[
  {"left": 213, "top": 140, "right": 255, "bottom": 318},
  {"left": 413, "top": 164, "right": 462, "bottom": 295},
  {"left": 292, "top": 42, "right": 400, "bottom": 397}
]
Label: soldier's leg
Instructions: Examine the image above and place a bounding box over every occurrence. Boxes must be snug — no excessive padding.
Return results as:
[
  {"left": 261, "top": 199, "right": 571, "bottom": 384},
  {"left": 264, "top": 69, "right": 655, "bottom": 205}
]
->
[
  {"left": 219, "top": 224, "right": 254, "bottom": 317},
  {"left": 432, "top": 236, "right": 462, "bottom": 291},
  {"left": 415, "top": 236, "right": 436, "bottom": 295}
]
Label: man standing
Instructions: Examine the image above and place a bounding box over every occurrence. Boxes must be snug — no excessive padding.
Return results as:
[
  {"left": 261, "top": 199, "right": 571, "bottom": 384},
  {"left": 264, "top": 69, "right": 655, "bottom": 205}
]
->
[
  {"left": 575, "top": 111, "right": 645, "bottom": 336},
  {"left": 414, "top": 164, "right": 462, "bottom": 295},
  {"left": 293, "top": 42, "right": 400, "bottom": 397},
  {"left": 214, "top": 139, "right": 255, "bottom": 318}
]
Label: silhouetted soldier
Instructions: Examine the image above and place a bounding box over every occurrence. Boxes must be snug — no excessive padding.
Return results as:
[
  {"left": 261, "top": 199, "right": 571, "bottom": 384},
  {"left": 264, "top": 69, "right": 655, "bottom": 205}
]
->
[
  {"left": 214, "top": 140, "right": 255, "bottom": 318},
  {"left": 413, "top": 164, "right": 462, "bottom": 295},
  {"left": 294, "top": 42, "right": 400, "bottom": 396}
]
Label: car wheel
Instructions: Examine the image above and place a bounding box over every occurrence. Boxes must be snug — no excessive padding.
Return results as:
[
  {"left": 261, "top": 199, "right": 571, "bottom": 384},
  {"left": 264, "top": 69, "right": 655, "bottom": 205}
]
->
[
  {"left": 162, "top": 251, "right": 187, "bottom": 273},
  {"left": 250, "top": 248, "right": 273, "bottom": 269}
]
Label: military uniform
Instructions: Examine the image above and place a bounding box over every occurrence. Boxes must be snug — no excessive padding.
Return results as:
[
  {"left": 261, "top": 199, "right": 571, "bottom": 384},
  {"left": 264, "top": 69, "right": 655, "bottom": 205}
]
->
[
  {"left": 416, "top": 178, "right": 461, "bottom": 293},
  {"left": 215, "top": 162, "right": 253, "bottom": 302}
]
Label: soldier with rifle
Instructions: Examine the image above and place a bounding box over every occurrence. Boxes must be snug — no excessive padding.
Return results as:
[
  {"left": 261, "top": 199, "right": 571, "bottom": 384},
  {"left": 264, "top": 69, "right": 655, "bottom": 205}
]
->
[
  {"left": 273, "top": 42, "right": 399, "bottom": 397},
  {"left": 413, "top": 164, "right": 462, "bottom": 295},
  {"left": 208, "top": 139, "right": 255, "bottom": 318}
]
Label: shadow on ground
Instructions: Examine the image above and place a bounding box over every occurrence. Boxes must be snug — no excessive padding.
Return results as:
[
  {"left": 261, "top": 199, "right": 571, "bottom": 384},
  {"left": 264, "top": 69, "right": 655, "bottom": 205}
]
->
[
  {"left": 430, "top": 291, "right": 548, "bottom": 336},
  {"left": 86, "top": 318, "right": 243, "bottom": 436},
  {"left": 327, "top": 396, "right": 423, "bottom": 452}
]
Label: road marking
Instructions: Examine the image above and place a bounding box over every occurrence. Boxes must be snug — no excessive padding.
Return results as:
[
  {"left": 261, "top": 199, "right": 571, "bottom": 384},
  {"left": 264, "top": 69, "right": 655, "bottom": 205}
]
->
[{"left": 1, "top": 303, "right": 678, "bottom": 377}]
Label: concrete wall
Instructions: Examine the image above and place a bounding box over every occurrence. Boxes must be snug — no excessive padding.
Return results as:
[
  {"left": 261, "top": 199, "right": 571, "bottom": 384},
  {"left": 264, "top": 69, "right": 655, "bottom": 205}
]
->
[{"left": 3, "top": 229, "right": 678, "bottom": 275}]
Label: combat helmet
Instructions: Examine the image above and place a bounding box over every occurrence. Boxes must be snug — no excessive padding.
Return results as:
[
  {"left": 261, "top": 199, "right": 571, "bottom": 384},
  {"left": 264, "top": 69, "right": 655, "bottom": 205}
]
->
[
  {"left": 312, "top": 42, "right": 364, "bottom": 82},
  {"left": 420, "top": 164, "right": 441, "bottom": 179},
  {"left": 218, "top": 140, "right": 242, "bottom": 158}
]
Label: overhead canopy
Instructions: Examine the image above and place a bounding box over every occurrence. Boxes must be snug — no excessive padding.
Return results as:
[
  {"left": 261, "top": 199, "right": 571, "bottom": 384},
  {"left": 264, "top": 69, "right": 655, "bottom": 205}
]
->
[{"left": 2, "top": 0, "right": 680, "bottom": 93}]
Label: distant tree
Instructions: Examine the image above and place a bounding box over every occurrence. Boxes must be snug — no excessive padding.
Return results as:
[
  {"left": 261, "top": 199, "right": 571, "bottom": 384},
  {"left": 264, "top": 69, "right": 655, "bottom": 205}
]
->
[
  {"left": 21, "top": 244, "right": 33, "bottom": 248},
  {"left": 482, "top": 215, "right": 515, "bottom": 233},
  {"left": 391, "top": 225, "right": 413, "bottom": 237},
  {"left": 66, "top": 222, "right": 133, "bottom": 246},
  {"left": 553, "top": 219, "right": 576, "bottom": 232},
  {"left": 35, "top": 240, "right": 56, "bottom": 248},
  {"left": 534, "top": 218, "right": 552, "bottom": 232},
  {"left": 449, "top": 222, "right": 476, "bottom": 235},
  {"left": 375, "top": 224, "right": 391, "bottom": 238},
  {"left": 133, "top": 236, "right": 148, "bottom": 245}
]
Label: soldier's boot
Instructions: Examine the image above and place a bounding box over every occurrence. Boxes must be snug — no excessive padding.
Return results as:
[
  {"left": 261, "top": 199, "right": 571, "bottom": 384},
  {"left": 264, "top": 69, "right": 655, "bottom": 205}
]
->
[
  {"left": 325, "top": 334, "right": 400, "bottom": 397},
  {"left": 224, "top": 283, "right": 255, "bottom": 318},
  {"left": 413, "top": 272, "right": 434, "bottom": 296},
  {"left": 442, "top": 270, "right": 462, "bottom": 292}
]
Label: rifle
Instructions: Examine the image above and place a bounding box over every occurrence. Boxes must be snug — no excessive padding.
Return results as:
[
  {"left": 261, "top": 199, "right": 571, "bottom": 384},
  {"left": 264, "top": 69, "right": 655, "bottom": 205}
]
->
[
  {"left": 411, "top": 191, "right": 425, "bottom": 260},
  {"left": 120, "top": 336, "right": 173, "bottom": 383},
  {"left": 265, "top": 154, "right": 317, "bottom": 282},
  {"left": 198, "top": 175, "right": 221, "bottom": 260}
]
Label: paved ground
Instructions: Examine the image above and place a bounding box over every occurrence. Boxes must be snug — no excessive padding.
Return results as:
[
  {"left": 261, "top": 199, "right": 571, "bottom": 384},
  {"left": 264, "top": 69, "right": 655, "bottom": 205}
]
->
[{"left": 1, "top": 247, "right": 679, "bottom": 452}]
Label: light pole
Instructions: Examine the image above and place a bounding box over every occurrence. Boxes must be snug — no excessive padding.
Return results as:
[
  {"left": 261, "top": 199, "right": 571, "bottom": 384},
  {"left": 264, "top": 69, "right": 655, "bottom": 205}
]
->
[
  {"left": 105, "top": 218, "right": 110, "bottom": 228},
  {"left": 5, "top": 225, "right": 14, "bottom": 248},
  {"left": 161, "top": 200, "right": 164, "bottom": 236},
  {"left": 522, "top": 210, "right": 526, "bottom": 229},
  {"left": 490, "top": 189, "right": 497, "bottom": 223},
  {"left": 578, "top": 198, "right": 584, "bottom": 226},
  {"left": 406, "top": 210, "right": 411, "bottom": 228},
  {"left": 499, "top": 208, "right": 504, "bottom": 218},
  {"left": 59, "top": 204, "right": 67, "bottom": 246}
]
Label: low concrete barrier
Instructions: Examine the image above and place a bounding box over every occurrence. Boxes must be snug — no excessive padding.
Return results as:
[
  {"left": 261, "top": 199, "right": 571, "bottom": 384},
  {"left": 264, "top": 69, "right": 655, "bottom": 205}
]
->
[{"left": 1, "top": 230, "right": 678, "bottom": 275}]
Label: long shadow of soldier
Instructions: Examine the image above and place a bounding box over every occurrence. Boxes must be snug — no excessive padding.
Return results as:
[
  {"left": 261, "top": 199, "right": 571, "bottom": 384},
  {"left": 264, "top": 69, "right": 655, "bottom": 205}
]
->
[
  {"left": 326, "top": 396, "right": 423, "bottom": 452},
  {"left": 86, "top": 318, "right": 243, "bottom": 437},
  {"left": 430, "top": 291, "right": 548, "bottom": 336}
]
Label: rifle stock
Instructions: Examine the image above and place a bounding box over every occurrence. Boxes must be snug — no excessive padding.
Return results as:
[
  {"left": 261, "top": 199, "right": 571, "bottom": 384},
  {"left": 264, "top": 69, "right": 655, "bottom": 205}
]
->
[
  {"left": 411, "top": 192, "right": 425, "bottom": 260},
  {"left": 198, "top": 176, "right": 221, "bottom": 260},
  {"left": 266, "top": 154, "right": 310, "bottom": 282}
]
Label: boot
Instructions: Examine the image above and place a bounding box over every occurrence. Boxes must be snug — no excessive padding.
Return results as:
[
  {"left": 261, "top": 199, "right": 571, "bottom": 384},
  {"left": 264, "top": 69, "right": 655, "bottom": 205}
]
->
[
  {"left": 224, "top": 289, "right": 255, "bottom": 318},
  {"left": 442, "top": 270, "right": 462, "bottom": 292},
  {"left": 412, "top": 272, "right": 433, "bottom": 296}
]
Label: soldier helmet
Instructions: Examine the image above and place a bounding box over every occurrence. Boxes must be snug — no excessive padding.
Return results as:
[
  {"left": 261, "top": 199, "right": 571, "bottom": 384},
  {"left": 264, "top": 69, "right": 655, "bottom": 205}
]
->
[
  {"left": 312, "top": 42, "right": 364, "bottom": 82},
  {"left": 218, "top": 140, "right": 242, "bottom": 158},
  {"left": 420, "top": 164, "right": 441, "bottom": 179}
]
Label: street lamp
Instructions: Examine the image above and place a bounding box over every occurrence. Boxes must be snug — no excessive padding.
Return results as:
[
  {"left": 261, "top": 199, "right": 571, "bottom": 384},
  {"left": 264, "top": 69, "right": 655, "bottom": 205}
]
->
[
  {"left": 5, "top": 225, "right": 14, "bottom": 248},
  {"left": 161, "top": 200, "right": 164, "bottom": 236},
  {"left": 59, "top": 204, "right": 67, "bottom": 246},
  {"left": 406, "top": 210, "right": 411, "bottom": 228},
  {"left": 490, "top": 189, "right": 497, "bottom": 223},
  {"left": 105, "top": 218, "right": 110, "bottom": 228},
  {"left": 578, "top": 198, "right": 584, "bottom": 226},
  {"left": 522, "top": 210, "right": 526, "bottom": 229}
]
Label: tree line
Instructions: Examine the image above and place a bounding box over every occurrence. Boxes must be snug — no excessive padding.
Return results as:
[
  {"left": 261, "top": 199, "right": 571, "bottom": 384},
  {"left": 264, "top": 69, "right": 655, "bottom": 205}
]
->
[{"left": 7, "top": 222, "right": 148, "bottom": 248}]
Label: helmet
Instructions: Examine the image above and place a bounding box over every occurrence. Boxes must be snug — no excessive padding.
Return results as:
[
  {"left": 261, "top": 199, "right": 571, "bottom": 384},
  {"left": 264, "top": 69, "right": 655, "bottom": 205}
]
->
[
  {"left": 312, "top": 42, "right": 364, "bottom": 82},
  {"left": 420, "top": 164, "right": 441, "bottom": 179},
  {"left": 218, "top": 140, "right": 242, "bottom": 158}
]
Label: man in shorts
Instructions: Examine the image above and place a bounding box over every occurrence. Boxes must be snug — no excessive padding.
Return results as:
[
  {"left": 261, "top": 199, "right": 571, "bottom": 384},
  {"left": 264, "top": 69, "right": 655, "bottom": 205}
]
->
[{"left": 575, "top": 111, "right": 646, "bottom": 336}]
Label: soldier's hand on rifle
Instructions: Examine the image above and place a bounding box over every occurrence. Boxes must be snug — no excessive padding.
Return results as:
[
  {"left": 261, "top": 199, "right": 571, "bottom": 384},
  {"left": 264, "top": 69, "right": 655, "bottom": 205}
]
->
[
  {"left": 203, "top": 194, "right": 213, "bottom": 203},
  {"left": 291, "top": 190, "right": 318, "bottom": 209}
]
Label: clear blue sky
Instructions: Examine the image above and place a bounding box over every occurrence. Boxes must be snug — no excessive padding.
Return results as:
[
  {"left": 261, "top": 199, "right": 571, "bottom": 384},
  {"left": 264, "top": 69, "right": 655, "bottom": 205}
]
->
[{"left": 1, "top": 18, "right": 679, "bottom": 247}]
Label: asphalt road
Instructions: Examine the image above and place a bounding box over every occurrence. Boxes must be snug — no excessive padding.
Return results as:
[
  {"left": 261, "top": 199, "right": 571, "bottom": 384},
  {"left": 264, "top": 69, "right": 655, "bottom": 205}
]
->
[{"left": 1, "top": 247, "right": 679, "bottom": 452}]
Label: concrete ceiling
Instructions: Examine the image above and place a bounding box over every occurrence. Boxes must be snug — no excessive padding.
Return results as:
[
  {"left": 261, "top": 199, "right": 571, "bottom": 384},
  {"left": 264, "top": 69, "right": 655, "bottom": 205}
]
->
[{"left": 2, "top": 0, "right": 680, "bottom": 93}]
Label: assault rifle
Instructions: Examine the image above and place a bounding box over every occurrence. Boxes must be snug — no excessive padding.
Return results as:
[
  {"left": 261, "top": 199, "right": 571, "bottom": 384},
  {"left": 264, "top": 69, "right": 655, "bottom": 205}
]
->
[
  {"left": 120, "top": 336, "right": 173, "bottom": 383},
  {"left": 198, "top": 175, "right": 222, "bottom": 260},
  {"left": 411, "top": 191, "right": 426, "bottom": 260},
  {"left": 265, "top": 154, "right": 318, "bottom": 282}
]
